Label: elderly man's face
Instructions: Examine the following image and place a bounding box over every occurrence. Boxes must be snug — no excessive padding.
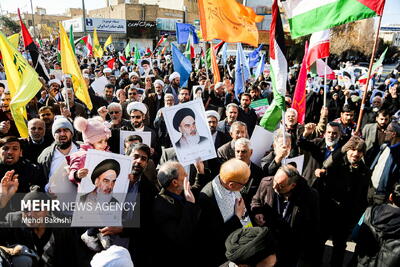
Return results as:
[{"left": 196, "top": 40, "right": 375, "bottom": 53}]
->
[
  {"left": 235, "top": 143, "right": 252, "bottom": 164},
  {"left": 346, "top": 149, "right": 363, "bottom": 164},
  {"left": 178, "top": 89, "right": 190, "bottom": 103},
  {"left": 108, "top": 107, "right": 122, "bottom": 122},
  {"left": 325, "top": 125, "right": 340, "bottom": 146},
  {"left": 0, "top": 141, "right": 22, "bottom": 165},
  {"left": 130, "top": 110, "right": 144, "bottom": 128},
  {"left": 165, "top": 96, "right": 174, "bottom": 107},
  {"left": 64, "top": 89, "right": 74, "bottom": 103},
  {"left": 130, "top": 149, "right": 149, "bottom": 176},
  {"left": 273, "top": 169, "right": 296, "bottom": 196},
  {"left": 39, "top": 109, "right": 55, "bottom": 125},
  {"left": 207, "top": 116, "right": 218, "bottom": 134},
  {"left": 28, "top": 120, "right": 45, "bottom": 142},
  {"left": 372, "top": 98, "right": 382, "bottom": 108},
  {"left": 230, "top": 125, "right": 248, "bottom": 140},
  {"left": 215, "top": 85, "right": 225, "bottom": 96},
  {"left": 226, "top": 107, "right": 238, "bottom": 124},
  {"left": 179, "top": 116, "right": 198, "bottom": 137},
  {"left": 285, "top": 111, "right": 297, "bottom": 128},
  {"left": 155, "top": 83, "right": 163, "bottom": 95},
  {"left": 95, "top": 169, "right": 117, "bottom": 195}
]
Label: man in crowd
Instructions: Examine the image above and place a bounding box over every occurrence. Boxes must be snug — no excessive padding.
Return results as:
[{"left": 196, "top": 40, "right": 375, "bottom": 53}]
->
[
  {"left": 217, "top": 103, "right": 239, "bottom": 142},
  {"left": 206, "top": 110, "right": 227, "bottom": 150},
  {"left": 21, "top": 118, "right": 53, "bottom": 164},
  {"left": 38, "top": 106, "right": 56, "bottom": 142},
  {"left": 38, "top": 116, "right": 80, "bottom": 181},
  {"left": 218, "top": 121, "right": 248, "bottom": 162},
  {"left": 251, "top": 165, "right": 320, "bottom": 267},
  {"left": 178, "top": 88, "right": 191, "bottom": 104},
  {"left": 165, "top": 72, "right": 181, "bottom": 104},
  {"left": 237, "top": 93, "right": 258, "bottom": 136},
  {"left": 333, "top": 104, "right": 357, "bottom": 142}
]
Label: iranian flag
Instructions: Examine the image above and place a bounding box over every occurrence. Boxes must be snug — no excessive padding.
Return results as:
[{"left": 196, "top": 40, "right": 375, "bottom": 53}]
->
[
  {"left": 306, "top": 30, "right": 330, "bottom": 71},
  {"left": 359, "top": 47, "right": 388, "bottom": 85},
  {"left": 282, "top": 0, "right": 386, "bottom": 38},
  {"left": 260, "top": 0, "right": 287, "bottom": 132},
  {"left": 75, "top": 35, "right": 93, "bottom": 56},
  {"left": 156, "top": 35, "right": 168, "bottom": 48},
  {"left": 184, "top": 31, "right": 195, "bottom": 61}
]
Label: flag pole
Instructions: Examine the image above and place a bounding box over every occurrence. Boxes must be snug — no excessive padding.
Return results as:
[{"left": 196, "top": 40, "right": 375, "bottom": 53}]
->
[
  {"left": 323, "top": 58, "right": 328, "bottom": 107},
  {"left": 204, "top": 41, "right": 210, "bottom": 80},
  {"left": 355, "top": 15, "right": 383, "bottom": 134}
]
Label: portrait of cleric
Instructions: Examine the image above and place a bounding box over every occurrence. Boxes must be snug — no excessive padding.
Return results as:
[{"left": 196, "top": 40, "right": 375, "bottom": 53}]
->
[
  {"left": 79, "top": 159, "right": 120, "bottom": 205},
  {"left": 172, "top": 107, "right": 209, "bottom": 149}
]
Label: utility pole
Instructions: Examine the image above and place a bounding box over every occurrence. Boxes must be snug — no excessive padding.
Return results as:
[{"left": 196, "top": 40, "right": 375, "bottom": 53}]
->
[
  {"left": 30, "top": 0, "right": 36, "bottom": 39},
  {"left": 82, "top": 0, "right": 87, "bottom": 35}
]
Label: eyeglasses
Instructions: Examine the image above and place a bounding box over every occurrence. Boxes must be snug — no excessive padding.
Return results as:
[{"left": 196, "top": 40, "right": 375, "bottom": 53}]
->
[
  {"left": 132, "top": 153, "right": 148, "bottom": 162},
  {"left": 130, "top": 115, "right": 142, "bottom": 119},
  {"left": 109, "top": 111, "right": 120, "bottom": 115},
  {"left": 129, "top": 92, "right": 137, "bottom": 95}
]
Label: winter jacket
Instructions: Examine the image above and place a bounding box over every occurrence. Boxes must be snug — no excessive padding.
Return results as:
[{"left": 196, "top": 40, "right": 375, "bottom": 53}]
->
[{"left": 357, "top": 204, "right": 400, "bottom": 267}]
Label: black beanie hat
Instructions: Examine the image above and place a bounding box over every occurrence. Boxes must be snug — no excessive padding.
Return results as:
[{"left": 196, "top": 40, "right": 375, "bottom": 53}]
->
[
  {"left": 91, "top": 159, "right": 120, "bottom": 184},
  {"left": 173, "top": 108, "right": 195, "bottom": 132}
]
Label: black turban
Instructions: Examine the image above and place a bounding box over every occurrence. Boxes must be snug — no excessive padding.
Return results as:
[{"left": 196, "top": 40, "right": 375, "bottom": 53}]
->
[
  {"left": 225, "top": 227, "right": 276, "bottom": 265},
  {"left": 173, "top": 108, "right": 196, "bottom": 132},
  {"left": 91, "top": 159, "right": 121, "bottom": 184}
]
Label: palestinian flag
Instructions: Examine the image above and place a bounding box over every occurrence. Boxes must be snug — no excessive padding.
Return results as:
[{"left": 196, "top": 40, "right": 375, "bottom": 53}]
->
[
  {"left": 18, "top": 8, "right": 50, "bottom": 82},
  {"left": 75, "top": 35, "right": 93, "bottom": 56},
  {"left": 282, "top": 0, "right": 386, "bottom": 38},
  {"left": 118, "top": 52, "right": 127, "bottom": 64},
  {"left": 306, "top": 30, "right": 330, "bottom": 71},
  {"left": 260, "top": 0, "right": 287, "bottom": 132},
  {"left": 359, "top": 47, "right": 387, "bottom": 85}
]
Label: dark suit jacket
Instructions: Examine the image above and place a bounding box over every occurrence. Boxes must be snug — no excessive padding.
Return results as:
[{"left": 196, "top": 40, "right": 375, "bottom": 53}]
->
[
  {"left": 214, "top": 130, "right": 228, "bottom": 150},
  {"left": 197, "top": 181, "right": 243, "bottom": 267},
  {"left": 142, "top": 92, "right": 164, "bottom": 126},
  {"left": 217, "top": 140, "right": 235, "bottom": 163}
]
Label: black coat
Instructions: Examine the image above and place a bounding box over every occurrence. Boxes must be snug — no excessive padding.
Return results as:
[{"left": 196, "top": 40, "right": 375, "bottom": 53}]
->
[
  {"left": 0, "top": 212, "right": 93, "bottom": 267},
  {"left": 152, "top": 189, "right": 201, "bottom": 267},
  {"left": 356, "top": 204, "right": 400, "bottom": 267},
  {"left": 197, "top": 181, "right": 243, "bottom": 267}
]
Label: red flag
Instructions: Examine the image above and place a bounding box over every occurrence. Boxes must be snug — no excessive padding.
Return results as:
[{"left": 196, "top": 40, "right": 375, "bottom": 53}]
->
[
  {"left": 107, "top": 58, "right": 116, "bottom": 69},
  {"left": 18, "top": 8, "right": 50, "bottom": 82},
  {"left": 119, "top": 54, "right": 127, "bottom": 64},
  {"left": 292, "top": 41, "right": 308, "bottom": 124}
]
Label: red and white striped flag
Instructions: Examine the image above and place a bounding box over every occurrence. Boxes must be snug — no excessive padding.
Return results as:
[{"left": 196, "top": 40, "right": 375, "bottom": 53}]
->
[{"left": 306, "top": 29, "right": 330, "bottom": 71}]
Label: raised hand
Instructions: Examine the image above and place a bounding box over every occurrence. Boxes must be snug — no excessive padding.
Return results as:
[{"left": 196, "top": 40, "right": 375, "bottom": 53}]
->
[{"left": 183, "top": 177, "right": 195, "bottom": 203}]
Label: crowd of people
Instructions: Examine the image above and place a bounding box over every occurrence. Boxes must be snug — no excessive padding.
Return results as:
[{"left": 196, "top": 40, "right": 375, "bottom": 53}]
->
[{"left": 0, "top": 41, "right": 399, "bottom": 267}]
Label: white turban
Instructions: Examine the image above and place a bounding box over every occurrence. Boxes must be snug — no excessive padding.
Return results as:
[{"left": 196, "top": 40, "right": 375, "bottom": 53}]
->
[
  {"left": 205, "top": 110, "right": 220, "bottom": 121},
  {"left": 129, "top": 72, "right": 139, "bottom": 79},
  {"left": 169, "top": 72, "right": 180, "bottom": 82},
  {"left": 153, "top": 79, "right": 164, "bottom": 87},
  {"left": 127, "top": 101, "right": 147, "bottom": 115},
  {"left": 90, "top": 245, "right": 133, "bottom": 267},
  {"left": 215, "top": 82, "right": 224, "bottom": 90},
  {"left": 103, "top": 68, "right": 112, "bottom": 73},
  {"left": 48, "top": 79, "right": 61, "bottom": 86}
]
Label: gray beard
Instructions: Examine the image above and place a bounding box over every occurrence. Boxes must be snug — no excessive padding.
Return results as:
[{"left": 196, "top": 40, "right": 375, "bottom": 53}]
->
[{"left": 325, "top": 138, "right": 338, "bottom": 147}]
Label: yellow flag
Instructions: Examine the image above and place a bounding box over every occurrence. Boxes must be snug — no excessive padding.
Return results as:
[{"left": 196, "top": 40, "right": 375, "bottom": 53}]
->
[
  {"left": 103, "top": 35, "right": 112, "bottom": 51},
  {"left": 93, "top": 29, "right": 103, "bottom": 58},
  {"left": 59, "top": 23, "right": 93, "bottom": 110},
  {"left": 0, "top": 31, "right": 42, "bottom": 138},
  {"left": 198, "top": 0, "right": 264, "bottom": 47},
  {"left": 7, "top": 33, "right": 20, "bottom": 48}
]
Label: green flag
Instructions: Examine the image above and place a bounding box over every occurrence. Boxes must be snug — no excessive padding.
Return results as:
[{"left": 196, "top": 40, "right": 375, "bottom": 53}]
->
[
  {"left": 134, "top": 44, "right": 141, "bottom": 65},
  {"left": 69, "top": 24, "right": 75, "bottom": 55},
  {"left": 125, "top": 42, "right": 131, "bottom": 58}
]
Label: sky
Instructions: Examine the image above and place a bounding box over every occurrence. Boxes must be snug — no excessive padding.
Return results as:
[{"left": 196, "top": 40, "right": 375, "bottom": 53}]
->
[{"left": 1, "top": 0, "right": 399, "bottom": 26}]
